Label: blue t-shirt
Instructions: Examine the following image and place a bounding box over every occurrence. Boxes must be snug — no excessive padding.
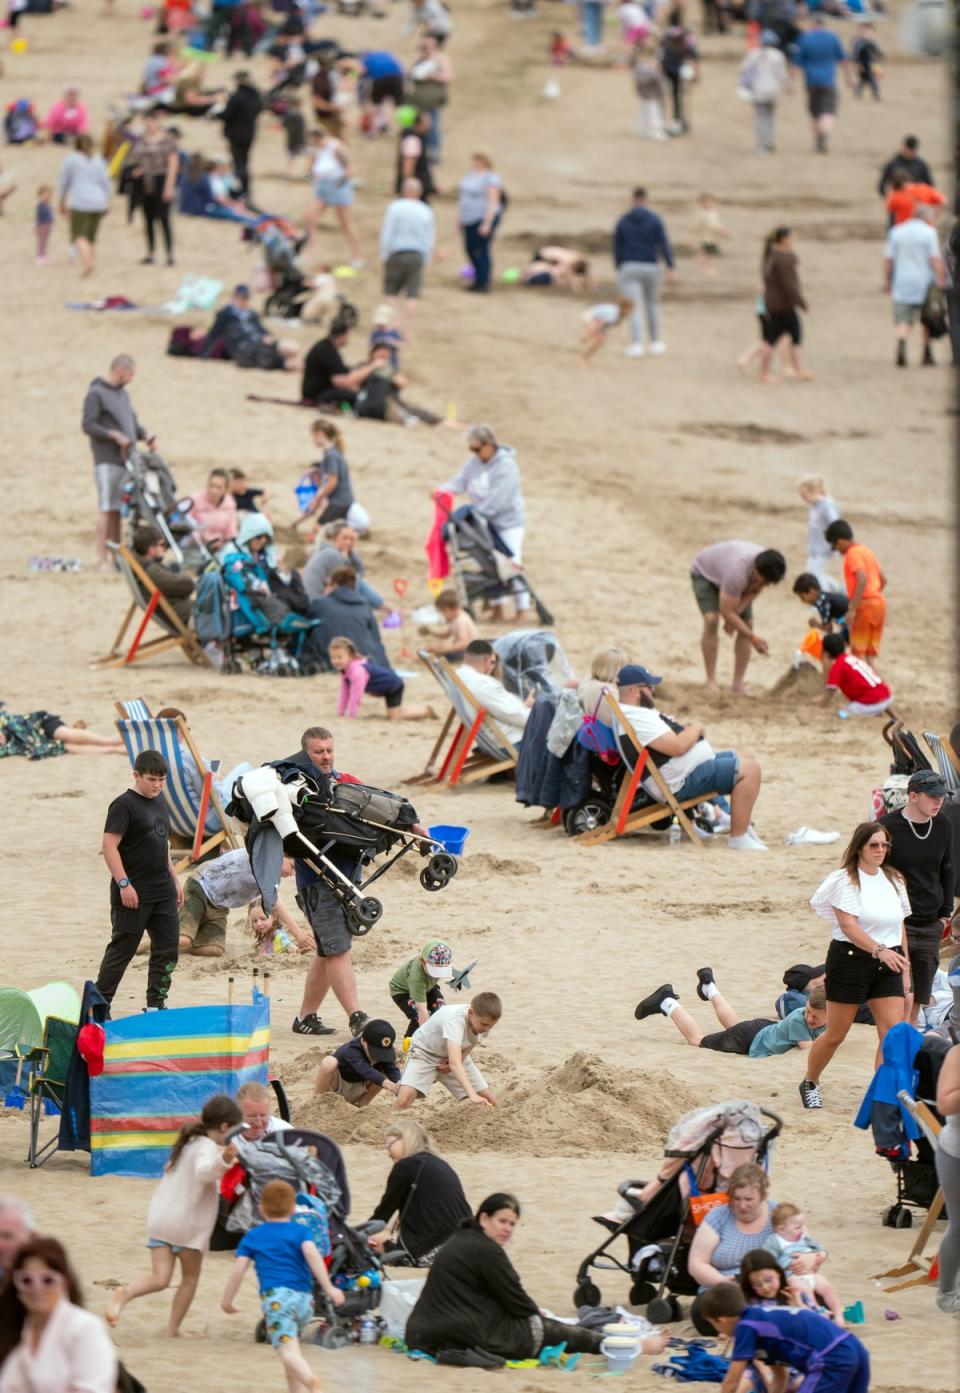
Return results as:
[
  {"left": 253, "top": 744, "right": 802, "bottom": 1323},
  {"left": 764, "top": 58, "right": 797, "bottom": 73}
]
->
[
  {"left": 794, "top": 29, "right": 846, "bottom": 88},
  {"left": 732, "top": 1305, "right": 858, "bottom": 1371},
  {"left": 361, "top": 50, "right": 403, "bottom": 78},
  {"left": 748, "top": 1007, "right": 823, "bottom": 1058},
  {"left": 236, "top": 1220, "right": 313, "bottom": 1294}
]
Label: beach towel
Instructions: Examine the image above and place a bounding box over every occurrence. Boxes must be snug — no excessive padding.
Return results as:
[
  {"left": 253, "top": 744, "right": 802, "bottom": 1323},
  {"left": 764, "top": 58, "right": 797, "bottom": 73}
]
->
[{"left": 425, "top": 491, "right": 453, "bottom": 581}]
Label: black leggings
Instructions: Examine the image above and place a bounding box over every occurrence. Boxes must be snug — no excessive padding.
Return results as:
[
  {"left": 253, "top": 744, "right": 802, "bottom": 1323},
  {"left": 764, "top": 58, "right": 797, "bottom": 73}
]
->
[
  {"left": 538, "top": 1319, "right": 603, "bottom": 1355},
  {"left": 392, "top": 987, "right": 445, "bottom": 1037},
  {"left": 142, "top": 189, "right": 173, "bottom": 257}
]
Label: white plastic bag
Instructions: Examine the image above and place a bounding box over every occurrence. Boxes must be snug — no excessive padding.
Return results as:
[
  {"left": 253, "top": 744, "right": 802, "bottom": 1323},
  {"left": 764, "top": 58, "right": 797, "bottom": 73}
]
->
[{"left": 378, "top": 1278, "right": 425, "bottom": 1340}]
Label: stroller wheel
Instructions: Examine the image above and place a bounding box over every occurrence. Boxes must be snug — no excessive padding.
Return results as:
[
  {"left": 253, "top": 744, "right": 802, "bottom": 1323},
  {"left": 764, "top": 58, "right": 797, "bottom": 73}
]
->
[
  {"left": 629, "top": 1281, "right": 656, "bottom": 1306},
  {"left": 647, "top": 1295, "right": 677, "bottom": 1325},
  {"left": 428, "top": 851, "right": 458, "bottom": 882},
  {"left": 316, "top": 1324, "right": 352, "bottom": 1349},
  {"left": 892, "top": 1207, "right": 913, "bottom": 1229},
  {"left": 419, "top": 868, "right": 445, "bottom": 892},
  {"left": 348, "top": 897, "right": 383, "bottom": 935},
  {"left": 564, "top": 796, "right": 613, "bottom": 837},
  {"left": 667, "top": 1295, "right": 684, "bottom": 1322},
  {"left": 254, "top": 1318, "right": 267, "bottom": 1344},
  {"left": 573, "top": 1279, "right": 602, "bottom": 1308}
]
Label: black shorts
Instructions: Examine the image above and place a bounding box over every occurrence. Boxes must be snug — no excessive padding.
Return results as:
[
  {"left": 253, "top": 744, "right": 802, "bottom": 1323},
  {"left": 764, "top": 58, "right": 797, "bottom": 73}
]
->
[
  {"left": 763, "top": 310, "right": 802, "bottom": 346},
  {"left": 699, "top": 1018, "right": 772, "bottom": 1054},
  {"left": 383, "top": 683, "right": 404, "bottom": 710},
  {"left": 38, "top": 712, "right": 63, "bottom": 740},
  {"left": 370, "top": 73, "right": 405, "bottom": 107},
  {"left": 906, "top": 923, "right": 944, "bottom": 1006},
  {"left": 807, "top": 84, "right": 837, "bottom": 119},
  {"left": 298, "top": 880, "right": 352, "bottom": 957},
  {"left": 701, "top": 242, "right": 721, "bottom": 257},
  {"left": 825, "top": 938, "right": 905, "bottom": 1005}
]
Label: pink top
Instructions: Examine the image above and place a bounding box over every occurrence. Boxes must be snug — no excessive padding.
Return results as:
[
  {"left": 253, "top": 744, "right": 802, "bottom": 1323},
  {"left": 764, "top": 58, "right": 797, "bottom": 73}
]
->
[
  {"left": 45, "top": 98, "right": 89, "bottom": 136},
  {"left": 338, "top": 656, "right": 370, "bottom": 718},
  {"left": 189, "top": 490, "right": 238, "bottom": 544}
]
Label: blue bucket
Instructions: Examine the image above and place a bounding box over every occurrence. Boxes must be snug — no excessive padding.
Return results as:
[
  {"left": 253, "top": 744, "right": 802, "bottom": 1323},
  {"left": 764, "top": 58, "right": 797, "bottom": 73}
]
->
[{"left": 428, "top": 824, "right": 470, "bottom": 856}]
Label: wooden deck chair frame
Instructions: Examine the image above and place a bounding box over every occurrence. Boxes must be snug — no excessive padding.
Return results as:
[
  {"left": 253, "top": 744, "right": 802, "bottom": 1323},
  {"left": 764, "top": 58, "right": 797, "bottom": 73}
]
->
[
  {"left": 93, "top": 543, "right": 211, "bottom": 670},
  {"left": 576, "top": 689, "right": 716, "bottom": 848},
  {"left": 116, "top": 713, "right": 239, "bottom": 869},
  {"left": 407, "top": 651, "right": 519, "bottom": 788},
  {"left": 873, "top": 1094, "right": 944, "bottom": 1292}
]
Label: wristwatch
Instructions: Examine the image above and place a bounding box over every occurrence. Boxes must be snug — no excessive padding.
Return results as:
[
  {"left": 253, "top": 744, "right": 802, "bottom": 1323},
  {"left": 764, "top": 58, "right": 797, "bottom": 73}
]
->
[{"left": 117, "top": 877, "right": 131, "bottom": 889}]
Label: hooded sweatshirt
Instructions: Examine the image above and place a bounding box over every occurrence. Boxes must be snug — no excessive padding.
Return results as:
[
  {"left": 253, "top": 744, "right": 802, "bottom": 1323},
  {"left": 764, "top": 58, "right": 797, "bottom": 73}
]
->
[
  {"left": 81, "top": 377, "right": 147, "bottom": 467},
  {"left": 441, "top": 444, "right": 525, "bottom": 531},
  {"left": 612, "top": 203, "right": 674, "bottom": 269},
  {"left": 309, "top": 586, "right": 389, "bottom": 667}
]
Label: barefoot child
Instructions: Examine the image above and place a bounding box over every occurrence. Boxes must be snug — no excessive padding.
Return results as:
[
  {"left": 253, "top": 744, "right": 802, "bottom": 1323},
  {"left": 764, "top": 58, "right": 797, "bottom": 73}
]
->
[
  {"left": 797, "top": 475, "right": 839, "bottom": 588},
  {"left": 222, "top": 1180, "right": 345, "bottom": 1392},
  {"left": 695, "top": 192, "right": 729, "bottom": 275},
  {"left": 314, "top": 1018, "right": 402, "bottom": 1107},
  {"left": 419, "top": 589, "right": 478, "bottom": 659},
  {"left": 36, "top": 185, "right": 54, "bottom": 264},
  {"left": 764, "top": 1204, "right": 845, "bottom": 1324},
  {"left": 107, "top": 1094, "right": 242, "bottom": 1336},
  {"left": 394, "top": 992, "right": 501, "bottom": 1110},
  {"left": 329, "top": 637, "right": 436, "bottom": 721},
  {"left": 578, "top": 298, "right": 633, "bottom": 365},
  {"left": 389, "top": 940, "right": 455, "bottom": 1037},
  {"left": 816, "top": 633, "right": 894, "bottom": 718},
  {"left": 634, "top": 969, "right": 826, "bottom": 1058}
]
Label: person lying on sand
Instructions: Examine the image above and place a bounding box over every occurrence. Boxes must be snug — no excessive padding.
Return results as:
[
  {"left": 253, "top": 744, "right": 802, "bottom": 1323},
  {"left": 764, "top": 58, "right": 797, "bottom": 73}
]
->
[
  {"left": 0, "top": 708, "right": 124, "bottom": 759},
  {"left": 634, "top": 969, "right": 826, "bottom": 1059}
]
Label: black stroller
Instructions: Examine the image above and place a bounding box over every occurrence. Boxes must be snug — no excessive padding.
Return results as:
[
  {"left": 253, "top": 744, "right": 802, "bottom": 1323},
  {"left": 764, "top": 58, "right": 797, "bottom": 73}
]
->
[
  {"left": 441, "top": 503, "right": 554, "bottom": 626},
  {"left": 255, "top": 224, "right": 313, "bottom": 320},
  {"left": 493, "top": 629, "right": 571, "bottom": 700},
  {"left": 573, "top": 1101, "right": 782, "bottom": 1323},
  {"left": 228, "top": 762, "right": 458, "bottom": 933},
  {"left": 123, "top": 445, "right": 216, "bottom": 570}
]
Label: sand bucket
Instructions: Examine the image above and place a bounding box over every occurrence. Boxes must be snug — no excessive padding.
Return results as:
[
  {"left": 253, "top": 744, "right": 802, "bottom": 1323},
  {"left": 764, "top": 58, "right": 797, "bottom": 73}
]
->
[{"left": 600, "top": 1334, "right": 642, "bottom": 1373}]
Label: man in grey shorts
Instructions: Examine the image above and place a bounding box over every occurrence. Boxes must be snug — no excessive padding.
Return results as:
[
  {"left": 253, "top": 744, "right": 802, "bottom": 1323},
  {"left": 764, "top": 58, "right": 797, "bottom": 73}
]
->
[
  {"left": 82, "top": 354, "right": 153, "bottom": 571},
  {"left": 379, "top": 176, "right": 435, "bottom": 339},
  {"left": 689, "top": 540, "right": 786, "bottom": 694}
]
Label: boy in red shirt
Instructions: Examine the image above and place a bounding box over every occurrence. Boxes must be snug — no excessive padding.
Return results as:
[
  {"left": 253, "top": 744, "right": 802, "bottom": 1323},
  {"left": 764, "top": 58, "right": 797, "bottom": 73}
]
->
[
  {"left": 817, "top": 633, "right": 894, "bottom": 718},
  {"left": 823, "top": 519, "right": 886, "bottom": 657},
  {"left": 885, "top": 172, "right": 945, "bottom": 226}
]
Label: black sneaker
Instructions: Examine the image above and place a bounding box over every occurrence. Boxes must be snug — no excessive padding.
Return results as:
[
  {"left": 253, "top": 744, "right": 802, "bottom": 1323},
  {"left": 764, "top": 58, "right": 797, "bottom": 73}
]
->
[
  {"left": 896, "top": 342, "right": 907, "bottom": 368},
  {"left": 696, "top": 967, "right": 716, "bottom": 1002},
  {"left": 349, "top": 1010, "right": 369, "bottom": 1037},
  {"left": 798, "top": 1080, "right": 823, "bottom": 1110},
  {"left": 292, "top": 1013, "right": 336, "bottom": 1036},
  {"left": 922, "top": 346, "right": 935, "bottom": 367},
  {"left": 634, "top": 984, "right": 676, "bottom": 1021}
]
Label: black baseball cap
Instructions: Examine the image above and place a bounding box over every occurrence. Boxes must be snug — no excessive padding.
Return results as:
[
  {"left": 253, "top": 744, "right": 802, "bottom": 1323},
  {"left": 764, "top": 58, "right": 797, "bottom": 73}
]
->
[
  {"left": 361, "top": 1019, "right": 397, "bottom": 1063},
  {"left": 907, "top": 770, "right": 948, "bottom": 797},
  {"left": 782, "top": 963, "right": 826, "bottom": 992}
]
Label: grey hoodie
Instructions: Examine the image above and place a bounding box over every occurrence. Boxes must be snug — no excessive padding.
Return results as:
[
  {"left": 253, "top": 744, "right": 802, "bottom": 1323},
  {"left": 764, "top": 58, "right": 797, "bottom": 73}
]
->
[
  {"left": 81, "top": 377, "right": 147, "bottom": 467},
  {"left": 441, "top": 443, "right": 525, "bottom": 531}
]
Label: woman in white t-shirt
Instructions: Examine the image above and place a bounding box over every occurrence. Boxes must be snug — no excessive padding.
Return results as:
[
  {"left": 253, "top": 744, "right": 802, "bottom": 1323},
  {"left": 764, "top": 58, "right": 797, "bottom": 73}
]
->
[
  {"left": 798, "top": 821, "right": 912, "bottom": 1110},
  {"left": 304, "top": 128, "right": 362, "bottom": 266}
]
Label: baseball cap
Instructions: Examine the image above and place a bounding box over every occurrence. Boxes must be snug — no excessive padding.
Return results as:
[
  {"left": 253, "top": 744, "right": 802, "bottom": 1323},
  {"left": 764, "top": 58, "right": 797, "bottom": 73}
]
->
[
  {"left": 77, "top": 1021, "right": 106, "bottom": 1076},
  {"left": 782, "top": 963, "right": 826, "bottom": 992},
  {"left": 423, "top": 941, "right": 454, "bottom": 980},
  {"left": 234, "top": 283, "right": 251, "bottom": 298},
  {"left": 361, "top": 1019, "right": 397, "bottom": 1063},
  {"left": 617, "top": 664, "right": 662, "bottom": 688},
  {"left": 907, "top": 770, "right": 948, "bottom": 797}
]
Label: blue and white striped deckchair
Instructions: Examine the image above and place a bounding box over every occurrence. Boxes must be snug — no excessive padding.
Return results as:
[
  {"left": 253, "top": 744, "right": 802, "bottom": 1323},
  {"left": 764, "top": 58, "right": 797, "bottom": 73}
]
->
[
  {"left": 922, "top": 732, "right": 960, "bottom": 793},
  {"left": 409, "top": 651, "right": 519, "bottom": 787},
  {"left": 116, "top": 715, "right": 239, "bottom": 869},
  {"left": 115, "top": 699, "right": 154, "bottom": 722}
]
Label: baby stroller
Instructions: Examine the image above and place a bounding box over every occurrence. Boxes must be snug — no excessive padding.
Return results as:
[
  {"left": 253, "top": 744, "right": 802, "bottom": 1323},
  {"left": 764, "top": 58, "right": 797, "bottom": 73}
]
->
[
  {"left": 440, "top": 502, "right": 554, "bottom": 627},
  {"left": 228, "top": 762, "right": 458, "bottom": 933},
  {"left": 256, "top": 224, "right": 313, "bottom": 321},
  {"left": 122, "top": 445, "right": 216, "bottom": 570},
  {"left": 493, "top": 629, "right": 571, "bottom": 700},
  {"left": 193, "top": 563, "right": 322, "bottom": 676},
  {"left": 573, "top": 1101, "right": 782, "bottom": 1323}
]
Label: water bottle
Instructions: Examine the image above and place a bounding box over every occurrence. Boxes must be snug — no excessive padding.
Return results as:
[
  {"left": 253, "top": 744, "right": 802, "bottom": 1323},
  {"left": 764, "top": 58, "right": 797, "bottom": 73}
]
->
[
  {"left": 359, "top": 1313, "right": 378, "bottom": 1345},
  {"left": 667, "top": 823, "right": 682, "bottom": 845}
]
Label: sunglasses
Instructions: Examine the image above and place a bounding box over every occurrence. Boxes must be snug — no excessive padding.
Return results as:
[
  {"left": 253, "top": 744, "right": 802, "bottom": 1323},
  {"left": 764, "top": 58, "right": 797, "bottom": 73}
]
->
[
  {"left": 865, "top": 840, "right": 890, "bottom": 850},
  {"left": 13, "top": 1271, "right": 62, "bottom": 1292},
  {"left": 469, "top": 444, "right": 483, "bottom": 454}
]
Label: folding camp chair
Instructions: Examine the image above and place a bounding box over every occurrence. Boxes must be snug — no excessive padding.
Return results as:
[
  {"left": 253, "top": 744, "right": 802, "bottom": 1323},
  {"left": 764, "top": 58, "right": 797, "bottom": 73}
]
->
[
  {"left": 873, "top": 1093, "right": 944, "bottom": 1292},
  {"left": 18, "top": 1016, "right": 78, "bottom": 1167},
  {"left": 575, "top": 689, "right": 716, "bottom": 848},
  {"left": 922, "top": 732, "right": 960, "bottom": 792},
  {"left": 115, "top": 698, "right": 155, "bottom": 721},
  {"left": 116, "top": 714, "right": 239, "bottom": 869},
  {"left": 93, "top": 543, "right": 211, "bottom": 670},
  {"left": 407, "top": 651, "right": 519, "bottom": 788}
]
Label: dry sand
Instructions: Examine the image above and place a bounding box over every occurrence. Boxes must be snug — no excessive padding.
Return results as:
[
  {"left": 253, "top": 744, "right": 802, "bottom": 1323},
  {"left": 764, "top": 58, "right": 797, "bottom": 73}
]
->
[{"left": 0, "top": 2, "right": 956, "bottom": 1391}]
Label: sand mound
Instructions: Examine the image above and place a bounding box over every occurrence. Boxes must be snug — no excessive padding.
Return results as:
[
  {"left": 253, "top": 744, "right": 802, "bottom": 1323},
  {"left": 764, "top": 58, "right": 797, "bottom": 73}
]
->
[
  {"left": 769, "top": 664, "right": 824, "bottom": 702},
  {"left": 288, "top": 1051, "right": 698, "bottom": 1157},
  {"left": 464, "top": 854, "right": 541, "bottom": 878}
]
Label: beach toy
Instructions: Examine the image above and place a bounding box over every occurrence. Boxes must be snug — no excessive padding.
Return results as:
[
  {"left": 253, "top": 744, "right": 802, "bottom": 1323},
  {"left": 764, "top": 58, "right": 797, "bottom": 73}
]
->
[
  {"left": 393, "top": 578, "right": 409, "bottom": 598},
  {"left": 427, "top": 577, "right": 445, "bottom": 597},
  {"left": 396, "top": 103, "right": 417, "bottom": 129},
  {"left": 459, "top": 264, "right": 476, "bottom": 281},
  {"left": 883, "top": 1309, "right": 901, "bottom": 1321},
  {"left": 542, "top": 80, "right": 561, "bottom": 100},
  {"left": 600, "top": 1335, "right": 642, "bottom": 1374},
  {"left": 140, "top": 5, "right": 156, "bottom": 17},
  {"left": 382, "top": 609, "right": 403, "bottom": 630},
  {"left": 842, "top": 1301, "right": 865, "bottom": 1324},
  {"left": 333, "top": 265, "right": 358, "bottom": 278},
  {"left": 428, "top": 824, "right": 470, "bottom": 856},
  {"left": 11, "top": 37, "right": 28, "bottom": 53},
  {"left": 500, "top": 267, "right": 520, "bottom": 284}
]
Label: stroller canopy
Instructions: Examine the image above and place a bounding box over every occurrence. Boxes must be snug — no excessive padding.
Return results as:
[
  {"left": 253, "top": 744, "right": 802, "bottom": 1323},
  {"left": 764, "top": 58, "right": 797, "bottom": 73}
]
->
[
  {"left": 665, "top": 1101, "right": 770, "bottom": 1158},
  {"left": 493, "top": 629, "right": 571, "bottom": 698}
]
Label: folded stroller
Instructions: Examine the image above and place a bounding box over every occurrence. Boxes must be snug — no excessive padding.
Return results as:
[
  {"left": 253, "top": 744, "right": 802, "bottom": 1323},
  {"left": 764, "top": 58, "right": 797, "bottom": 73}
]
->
[
  {"left": 440, "top": 502, "right": 554, "bottom": 626},
  {"left": 573, "top": 1101, "right": 782, "bottom": 1323},
  {"left": 493, "top": 629, "right": 571, "bottom": 699},
  {"left": 228, "top": 762, "right": 458, "bottom": 933},
  {"left": 122, "top": 446, "right": 217, "bottom": 570}
]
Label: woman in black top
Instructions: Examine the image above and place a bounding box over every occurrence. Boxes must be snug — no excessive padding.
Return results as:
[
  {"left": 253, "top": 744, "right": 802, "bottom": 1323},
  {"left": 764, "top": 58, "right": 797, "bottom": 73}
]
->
[
  {"left": 367, "top": 1120, "right": 469, "bottom": 1265},
  {"left": 405, "top": 1193, "right": 669, "bottom": 1362}
]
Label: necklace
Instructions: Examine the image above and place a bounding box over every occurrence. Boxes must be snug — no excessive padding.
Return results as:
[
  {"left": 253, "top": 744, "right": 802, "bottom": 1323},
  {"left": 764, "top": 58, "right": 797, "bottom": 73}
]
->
[{"left": 901, "top": 808, "right": 933, "bottom": 840}]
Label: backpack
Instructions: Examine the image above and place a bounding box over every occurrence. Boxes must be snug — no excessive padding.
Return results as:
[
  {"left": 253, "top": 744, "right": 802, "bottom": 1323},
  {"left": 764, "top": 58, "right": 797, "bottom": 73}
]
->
[
  {"left": 193, "top": 568, "right": 232, "bottom": 644},
  {"left": 355, "top": 375, "right": 392, "bottom": 420},
  {"left": 233, "top": 335, "right": 282, "bottom": 370},
  {"left": 921, "top": 284, "right": 948, "bottom": 340}
]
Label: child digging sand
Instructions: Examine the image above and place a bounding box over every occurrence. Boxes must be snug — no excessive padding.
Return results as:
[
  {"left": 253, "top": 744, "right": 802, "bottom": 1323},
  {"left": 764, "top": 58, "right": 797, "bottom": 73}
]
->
[
  {"left": 816, "top": 632, "right": 894, "bottom": 719},
  {"left": 419, "top": 589, "right": 477, "bottom": 659},
  {"left": 764, "top": 1203, "right": 845, "bottom": 1323},
  {"left": 389, "top": 939, "right": 455, "bottom": 1037},
  {"left": 394, "top": 992, "right": 501, "bottom": 1110},
  {"left": 222, "top": 1179, "right": 345, "bottom": 1393},
  {"left": 634, "top": 969, "right": 826, "bottom": 1059},
  {"left": 329, "top": 636, "right": 436, "bottom": 720},
  {"left": 314, "top": 1017, "right": 402, "bottom": 1107},
  {"left": 578, "top": 297, "right": 634, "bottom": 365},
  {"left": 107, "top": 1094, "right": 241, "bottom": 1336}
]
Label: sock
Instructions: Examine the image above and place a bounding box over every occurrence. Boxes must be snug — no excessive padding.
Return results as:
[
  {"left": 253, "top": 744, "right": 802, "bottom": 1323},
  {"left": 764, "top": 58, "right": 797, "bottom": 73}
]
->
[
  {"left": 702, "top": 983, "right": 718, "bottom": 1001},
  {"left": 661, "top": 997, "right": 680, "bottom": 1017}
]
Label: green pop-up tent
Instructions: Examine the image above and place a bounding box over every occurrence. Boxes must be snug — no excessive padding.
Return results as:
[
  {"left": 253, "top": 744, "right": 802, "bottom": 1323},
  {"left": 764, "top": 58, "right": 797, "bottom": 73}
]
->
[{"left": 0, "top": 982, "right": 81, "bottom": 1053}]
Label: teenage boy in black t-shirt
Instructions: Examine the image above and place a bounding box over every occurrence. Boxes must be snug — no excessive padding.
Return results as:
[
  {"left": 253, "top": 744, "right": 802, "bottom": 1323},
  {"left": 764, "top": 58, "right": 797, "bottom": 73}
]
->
[{"left": 95, "top": 749, "right": 184, "bottom": 1013}]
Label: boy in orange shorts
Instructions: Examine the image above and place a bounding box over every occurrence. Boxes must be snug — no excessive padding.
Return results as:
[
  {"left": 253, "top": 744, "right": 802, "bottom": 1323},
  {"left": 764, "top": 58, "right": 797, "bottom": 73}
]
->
[{"left": 823, "top": 519, "right": 887, "bottom": 658}]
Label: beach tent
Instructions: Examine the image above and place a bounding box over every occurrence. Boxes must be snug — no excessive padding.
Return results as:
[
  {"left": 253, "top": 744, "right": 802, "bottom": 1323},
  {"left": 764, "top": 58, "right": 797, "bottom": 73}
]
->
[
  {"left": 90, "top": 990, "right": 270, "bottom": 1178},
  {"left": 0, "top": 981, "right": 81, "bottom": 1054}
]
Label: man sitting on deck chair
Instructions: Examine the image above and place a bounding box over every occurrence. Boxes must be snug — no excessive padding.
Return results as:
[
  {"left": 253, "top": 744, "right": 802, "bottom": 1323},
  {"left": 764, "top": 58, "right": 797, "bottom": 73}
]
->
[
  {"left": 615, "top": 664, "right": 766, "bottom": 851},
  {"left": 456, "top": 640, "right": 532, "bottom": 750}
]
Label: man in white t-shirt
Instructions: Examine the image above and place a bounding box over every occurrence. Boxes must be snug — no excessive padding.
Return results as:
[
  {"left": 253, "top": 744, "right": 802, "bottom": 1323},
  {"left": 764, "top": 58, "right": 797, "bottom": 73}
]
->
[
  {"left": 456, "top": 640, "right": 531, "bottom": 747},
  {"left": 884, "top": 204, "right": 945, "bottom": 367},
  {"left": 615, "top": 664, "right": 765, "bottom": 851}
]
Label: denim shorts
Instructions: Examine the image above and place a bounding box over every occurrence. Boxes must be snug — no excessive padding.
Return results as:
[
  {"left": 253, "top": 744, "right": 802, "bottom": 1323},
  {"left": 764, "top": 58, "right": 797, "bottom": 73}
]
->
[
  {"left": 674, "top": 750, "right": 740, "bottom": 802},
  {"left": 261, "top": 1286, "right": 315, "bottom": 1347},
  {"left": 313, "top": 177, "right": 354, "bottom": 207}
]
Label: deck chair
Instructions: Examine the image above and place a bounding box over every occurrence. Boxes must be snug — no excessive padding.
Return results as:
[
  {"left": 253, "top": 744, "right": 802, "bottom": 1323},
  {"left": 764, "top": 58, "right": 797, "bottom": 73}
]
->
[
  {"left": 93, "top": 543, "right": 211, "bottom": 670},
  {"left": 18, "top": 1016, "right": 78, "bottom": 1167},
  {"left": 408, "top": 651, "right": 519, "bottom": 788},
  {"left": 922, "top": 731, "right": 960, "bottom": 792},
  {"left": 116, "top": 714, "right": 239, "bottom": 869},
  {"left": 873, "top": 1093, "right": 944, "bottom": 1292},
  {"left": 115, "top": 698, "right": 155, "bottom": 721},
  {"left": 576, "top": 689, "right": 716, "bottom": 848}
]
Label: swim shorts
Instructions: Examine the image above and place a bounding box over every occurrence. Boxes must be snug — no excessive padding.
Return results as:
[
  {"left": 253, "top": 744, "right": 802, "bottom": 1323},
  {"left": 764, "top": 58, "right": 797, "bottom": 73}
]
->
[
  {"left": 690, "top": 573, "right": 754, "bottom": 623},
  {"left": 848, "top": 595, "right": 884, "bottom": 656},
  {"left": 261, "top": 1286, "right": 314, "bottom": 1347}
]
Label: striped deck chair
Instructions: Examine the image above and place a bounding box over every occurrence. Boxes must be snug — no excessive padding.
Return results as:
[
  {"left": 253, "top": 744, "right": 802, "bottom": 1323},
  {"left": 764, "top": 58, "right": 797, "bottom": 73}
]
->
[
  {"left": 93, "top": 543, "right": 211, "bottom": 670},
  {"left": 116, "top": 715, "right": 239, "bottom": 869},
  {"left": 922, "top": 732, "right": 960, "bottom": 792},
  {"left": 115, "top": 699, "right": 155, "bottom": 721},
  {"left": 576, "top": 690, "right": 715, "bottom": 848},
  {"left": 407, "top": 651, "right": 519, "bottom": 788}
]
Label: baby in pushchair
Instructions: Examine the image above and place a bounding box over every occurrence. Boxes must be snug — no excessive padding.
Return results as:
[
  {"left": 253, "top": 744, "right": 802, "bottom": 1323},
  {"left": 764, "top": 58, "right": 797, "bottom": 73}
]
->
[{"left": 574, "top": 1101, "right": 782, "bottom": 1324}]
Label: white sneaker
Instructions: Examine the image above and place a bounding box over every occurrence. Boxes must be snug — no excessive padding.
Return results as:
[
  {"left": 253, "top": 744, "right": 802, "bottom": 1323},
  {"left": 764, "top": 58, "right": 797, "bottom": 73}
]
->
[
  {"left": 785, "top": 827, "right": 840, "bottom": 846},
  {"left": 729, "top": 833, "right": 768, "bottom": 852},
  {"left": 649, "top": 341, "right": 667, "bottom": 355},
  {"left": 935, "top": 1290, "right": 960, "bottom": 1314},
  {"left": 624, "top": 343, "right": 645, "bottom": 358}
]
